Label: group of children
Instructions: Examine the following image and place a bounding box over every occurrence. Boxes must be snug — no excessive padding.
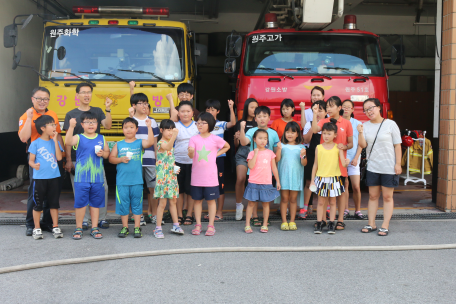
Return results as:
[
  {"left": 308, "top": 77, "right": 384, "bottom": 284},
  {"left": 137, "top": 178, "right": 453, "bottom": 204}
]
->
[{"left": 29, "top": 82, "right": 363, "bottom": 240}]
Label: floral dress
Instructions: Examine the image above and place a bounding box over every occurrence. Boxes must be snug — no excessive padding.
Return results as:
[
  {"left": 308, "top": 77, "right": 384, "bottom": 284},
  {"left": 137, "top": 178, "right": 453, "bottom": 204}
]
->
[{"left": 154, "top": 140, "right": 179, "bottom": 199}]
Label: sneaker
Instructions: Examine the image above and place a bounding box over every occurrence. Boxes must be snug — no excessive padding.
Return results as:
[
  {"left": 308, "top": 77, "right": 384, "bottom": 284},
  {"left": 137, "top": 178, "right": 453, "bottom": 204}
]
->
[
  {"left": 154, "top": 228, "right": 164, "bottom": 239},
  {"left": 235, "top": 204, "right": 244, "bottom": 221},
  {"left": 314, "top": 222, "right": 322, "bottom": 234},
  {"left": 134, "top": 227, "right": 143, "bottom": 238},
  {"left": 52, "top": 227, "right": 63, "bottom": 239},
  {"left": 328, "top": 221, "right": 336, "bottom": 234},
  {"left": 140, "top": 215, "right": 146, "bottom": 226},
  {"left": 118, "top": 227, "right": 129, "bottom": 238},
  {"left": 150, "top": 215, "right": 165, "bottom": 225},
  {"left": 82, "top": 221, "right": 89, "bottom": 231},
  {"left": 33, "top": 228, "right": 44, "bottom": 240},
  {"left": 298, "top": 209, "right": 307, "bottom": 219},
  {"left": 354, "top": 211, "right": 365, "bottom": 220},
  {"left": 170, "top": 226, "right": 185, "bottom": 235}
]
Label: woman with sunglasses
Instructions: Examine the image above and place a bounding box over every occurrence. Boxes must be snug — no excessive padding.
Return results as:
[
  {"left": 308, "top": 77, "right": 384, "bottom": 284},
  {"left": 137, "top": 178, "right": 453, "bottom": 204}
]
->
[{"left": 358, "top": 98, "right": 402, "bottom": 236}]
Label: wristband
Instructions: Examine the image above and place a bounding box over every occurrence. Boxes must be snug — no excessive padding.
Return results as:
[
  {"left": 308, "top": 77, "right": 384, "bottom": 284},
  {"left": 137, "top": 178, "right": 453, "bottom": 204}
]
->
[
  {"left": 105, "top": 109, "right": 111, "bottom": 113},
  {"left": 301, "top": 155, "right": 306, "bottom": 159}
]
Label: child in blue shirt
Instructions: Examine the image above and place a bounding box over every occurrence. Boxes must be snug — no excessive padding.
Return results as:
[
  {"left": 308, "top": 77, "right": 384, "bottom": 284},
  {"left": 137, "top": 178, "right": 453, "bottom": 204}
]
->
[
  {"left": 65, "top": 112, "right": 110, "bottom": 240},
  {"left": 205, "top": 98, "right": 236, "bottom": 220},
  {"left": 109, "top": 117, "right": 155, "bottom": 238},
  {"left": 28, "top": 115, "right": 63, "bottom": 240}
]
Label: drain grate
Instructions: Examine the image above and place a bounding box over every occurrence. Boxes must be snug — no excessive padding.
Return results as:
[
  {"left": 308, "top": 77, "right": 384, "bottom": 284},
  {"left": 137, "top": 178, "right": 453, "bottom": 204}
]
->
[{"left": 1, "top": 212, "right": 456, "bottom": 225}]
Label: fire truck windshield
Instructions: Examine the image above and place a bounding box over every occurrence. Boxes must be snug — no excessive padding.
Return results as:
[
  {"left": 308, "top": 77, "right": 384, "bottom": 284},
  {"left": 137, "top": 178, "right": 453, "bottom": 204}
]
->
[
  {"left": 244, "top": 33, "right": 384, "bottom": 77},
  {"left": 41, "top": 26, "right": 185, "bottom": 82}
]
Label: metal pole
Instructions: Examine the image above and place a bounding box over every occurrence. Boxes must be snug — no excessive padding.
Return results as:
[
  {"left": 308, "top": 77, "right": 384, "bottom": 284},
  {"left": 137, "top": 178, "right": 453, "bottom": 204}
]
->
[{"left": 434, "top": 0, "right": 442, "bottom": 138}]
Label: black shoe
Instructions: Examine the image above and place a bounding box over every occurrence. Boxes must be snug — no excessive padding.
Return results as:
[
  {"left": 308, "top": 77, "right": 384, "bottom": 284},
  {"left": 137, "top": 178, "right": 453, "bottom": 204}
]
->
[
  {"left": 328, "top": 221, "right": 336, "bottom": 234},
  {"left": 314, "top": 220, "right": 327, "bottom": 229},
  {"left": 314, "top": 222, "right": 322, "bottom": 234},
  {"left": 118, "top": 227, "right": 129, "bottom": 238},
  {"left": 26, "top": 227, "right": 33, "bottom": 236},
  {"left": 40, "top": 223, "right": 53, "bottom": 233}
]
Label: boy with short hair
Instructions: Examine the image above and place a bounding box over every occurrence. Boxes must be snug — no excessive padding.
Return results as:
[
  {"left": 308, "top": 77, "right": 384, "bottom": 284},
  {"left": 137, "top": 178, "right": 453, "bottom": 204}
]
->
[
  {"left": 128, "top": 82, "right": 160, "bottom": 225},
  {"left": 28, "top": 115, "right": 64, "bottom": 240},
  {"left": 239, "top": 106, "right": 280, "bottom": 219},
  {"left": 108, "top": 117, "right": 155, "bottom": 238},
  {"left": 65, "top": 112, "right": 110, "bottom": 240},
  {"left": 204, "top": 99, "right": 236, "bottom": 220}
]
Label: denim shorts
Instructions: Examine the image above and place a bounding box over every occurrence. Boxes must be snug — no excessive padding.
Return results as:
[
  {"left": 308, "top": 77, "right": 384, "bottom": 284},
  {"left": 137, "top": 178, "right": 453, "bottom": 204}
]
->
[
  {"left": 365, "top": 170, "right": 399, "bottom": 188},
  {"left": 243, "top": 183, "right": 280, "bottom": 203}
]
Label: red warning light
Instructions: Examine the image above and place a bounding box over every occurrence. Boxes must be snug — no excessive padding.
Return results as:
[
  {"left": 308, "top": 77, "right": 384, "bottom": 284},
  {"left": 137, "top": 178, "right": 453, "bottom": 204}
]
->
[
  {"left": 143, "top": 7, "right": 169, "bottom": 17},
  {"left": 73, "top": 6, "right": 99, "bottom": 14}
]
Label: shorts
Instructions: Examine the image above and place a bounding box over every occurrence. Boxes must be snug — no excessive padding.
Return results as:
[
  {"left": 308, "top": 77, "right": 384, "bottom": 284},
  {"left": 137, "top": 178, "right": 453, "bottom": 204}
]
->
[
  {"left": 176, "top": 162, "right": 192, "bottom": 195},
  {"left": 74, "top": 182, "right": 106, "bottom": 209},
  {"left": 235, "top": 146, "right": 250, "bottom": 168},
  {"left": 365, "top": 170, "right": 399, "bottom": 188},
  {"left": 191, "top": 186, "right": 220, "bottom": 201},
  {"left": 216, "top": 157, "right": 225, "bottom": 195},
  {"left": 314, "top": 176, "right": 345, "bottom": 198},
  {"left": 243, "top": 183, "right": 280, "bottom": 203},
  {"left": 32, "top": 178, "right": 60, "bottom": 211},
  {"left": 143, "top": 166, "right": 156, "bottom": 189},
  {"left": 115, "top": 185, "right": 144, "bottom": 216},
  {"left": 347, "top": 163, "right": 360, "bottom": 176}
]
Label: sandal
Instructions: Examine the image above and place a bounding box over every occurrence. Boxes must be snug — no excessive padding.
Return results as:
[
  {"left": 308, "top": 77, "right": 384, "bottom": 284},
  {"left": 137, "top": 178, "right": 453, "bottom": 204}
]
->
[
  {"left": 281, "top": 222, "right": 289, "bottom": 231},
  {"left": 378, "top": 228, "right": 389, "bottom": 236},
  {"left": 205, "top": 225, "right": 216, "bottom": 236},
  {"left": 251, "top": 217, "right": 261, "bottom": 226},
  {"left": 72, "top": 228, "right": 83, "bottom": 240},
  {"left": 178, "top": 217, "right": 184, "bottom": 225},
  {"left": 336, "top": 221, "right": 346, "bottom": 230},
  {"left": 182, "top": 209, "right": 188, "bottom": 219},
  {"left": 354, "top": 211, "right": 365, "bottom": 220},
  {"left": 343, "top": 209, "right": 350, "bottom": 219},
  {"left": 98, "top": 220, "right": 109, "bottom": 229},
  {"left": 90, "top": 227, "right": 103, "bottom": 239},
  {"left": 289, "top": 222, "right": 297, "bottom": 231},
  {"left": 361, "top": 225, "right": 377, "bottom": 233},
  {"left": 308, "top": 206, "right": 313, "bottom": 215},
  {"left": 245, "top": 226, "right": 253, "bottom": 234},
  {"left": 183, "top": 216, "right": 194, "bottom": 225},
  {"left": 260, "top": 225, "right": 268, "bottom": 233},
  {"left": 192, "top": 224, "right": 202, "bottom": 235},
  {"left": 82, "top": 221, "right": 89, "bottom": 231}
]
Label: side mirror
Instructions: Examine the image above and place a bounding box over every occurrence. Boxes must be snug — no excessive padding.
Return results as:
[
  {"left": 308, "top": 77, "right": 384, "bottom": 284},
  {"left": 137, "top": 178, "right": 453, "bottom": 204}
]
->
[
  {"left": 224, "top": 58, "right": 236, "bottom": 74},
  {"left": 195, "top": 43, "right": 207, "bottom": 66},
  {"left": 225, "top": 34, "right": 242, "bottom": 58},
  {"left": 57, "top": 46, "right": 66, "bottom": 60},
  {"left": 3, "top": 24, "right": 18, "bottom": 48},
  {"left": 391, "top": 44, "right": 405, "bottom": 65},
  {"left": 12, "top": 51, "right": 21, "bottom": 70}
]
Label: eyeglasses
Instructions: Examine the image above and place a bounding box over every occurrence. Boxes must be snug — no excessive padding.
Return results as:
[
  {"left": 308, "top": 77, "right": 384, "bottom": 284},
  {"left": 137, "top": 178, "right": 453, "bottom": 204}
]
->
[
  {"left": 136, "top": 102, "right": 149, "bottom": 106},
  {"left": 32, "top": 97, "right": 50, "bottom": 103},
  {"left": 342, "top": 107, "right": 353, "bottom": 110},
  {"left": 46, "top": 123, "right": 56, "bottom": 127},
  {"left": 363, "top": 106, "right": 377, "bottom": 113},
  {"left": 79, "top": 91, "right": 92, "bottom": 95},
  {"left": 82, "top": 121, "right": 97, "bottom": 125},
  {"left": 196, "top": 122, "right": 208, "bottom": 126}
]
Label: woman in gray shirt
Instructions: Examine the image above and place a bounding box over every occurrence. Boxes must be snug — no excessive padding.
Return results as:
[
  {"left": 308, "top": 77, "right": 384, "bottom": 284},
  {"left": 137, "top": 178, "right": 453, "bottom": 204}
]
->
[{"left": 358, "top": 98, "right": 402, "bottom": 236}]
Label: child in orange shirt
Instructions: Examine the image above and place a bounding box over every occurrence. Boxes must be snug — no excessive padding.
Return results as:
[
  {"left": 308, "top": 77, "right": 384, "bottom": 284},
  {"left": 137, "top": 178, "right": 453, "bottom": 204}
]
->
[{"left": 271, "top": 99, "right": 301, "bottom": 140}]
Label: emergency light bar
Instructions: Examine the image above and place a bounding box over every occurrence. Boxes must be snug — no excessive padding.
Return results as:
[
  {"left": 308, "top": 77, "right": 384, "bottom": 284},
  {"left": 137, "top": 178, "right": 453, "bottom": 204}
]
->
[{"left": 72, "top": 6, "right": 169, "bottom": 17}]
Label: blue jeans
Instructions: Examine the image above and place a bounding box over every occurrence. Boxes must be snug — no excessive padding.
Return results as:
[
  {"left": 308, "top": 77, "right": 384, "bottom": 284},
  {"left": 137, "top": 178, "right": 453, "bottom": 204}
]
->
[{"left": 26, "top": 154, "right": 53, "bottom": 228}]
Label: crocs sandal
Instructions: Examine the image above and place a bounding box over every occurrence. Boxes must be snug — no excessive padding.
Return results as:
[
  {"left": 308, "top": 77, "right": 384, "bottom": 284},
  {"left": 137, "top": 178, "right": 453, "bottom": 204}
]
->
[
  {"left": 361, "top": 225, "right": 377, "bottom": 233},
  {"left": 289, "top": 222, "right": 297, "bottom": 231},
  {"left": 260, "top": 226, "right": 268, "bottom": 233},
  {"left": 281, "top": 222, "right": 289, "bottom": 231},
  {"left": 336, "top": 221, "right": 346, "bottom": 230},
  {"left": 72, "top": 228, "right": 83, "bottom": 240},
  {"left": 184, "top": 216, "right": 194, "bottom": 225},
  {"left": 98, "top": 220, "right": 109, "bottom": 229},
  {"left": 82, "top": 221, "right": 89, "bottom": 231},
  {"left": 205, "top": 225, "right": 216, "bottom": 236},
  {"left": 245, "top": 226, "right": 253, "bottom": 234},
  {"left": 192, "top": 224, "right": 202, "bottom": 235},
  {"left": 90, "top": 227, "right": 103, "bottom": 239},
  {"left": 378, "top": 228, "right": 389, "bottom": 236}
]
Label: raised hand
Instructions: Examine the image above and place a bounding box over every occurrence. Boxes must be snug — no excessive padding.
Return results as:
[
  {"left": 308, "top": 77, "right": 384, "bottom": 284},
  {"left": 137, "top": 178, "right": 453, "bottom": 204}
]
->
[
  {"left": 26, "top": 108, "right": 34, "bottom": 119},
  {"left": 129, "top": 81, "right": 136, "bottom": 88},
  {"left": 105, "top": 97, "right": 113, "bottom": 110},
  {"left": 254, "top": 148, "right": 259, "bottom": 153},
  {"left": 69, "top": 118, "right": 77, "bottom": 128},
  {"left": 228, "top": 99, "right": 234, "bottom": 109},
  {"left": 145, "top": 118, "right": 151, "bottom": 128},
  {"left": 128, "top": 107, "right": 135, "bottom": 117},
  {"left": 300, "top": 148, "right": 306, "bottom": 158},
  {"left": 240, "top": 121, "right": 246, "bottom": 130},
  {"left": 299, "top": 101, "right": 305, "bottom": 109},
  {"left": 357, "top": 124, "right": 363, "bottom": 133},
  {"left": 172, "top": 128, "right": 179, "bottom": 136},
  {"left": 312, "top": 103, "right": 319, "bottom": 114},
  {"left": 234, "top": 131, "right": 240, "bottom": 140},
  {"left": 166, "top": 93, "right": 173, "bottom": 102}
]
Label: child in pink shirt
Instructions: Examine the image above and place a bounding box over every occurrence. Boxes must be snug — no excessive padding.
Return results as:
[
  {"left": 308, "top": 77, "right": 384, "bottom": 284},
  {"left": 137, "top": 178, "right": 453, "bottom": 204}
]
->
[
  {"left": 188, "top": 113, "right": 229, "bottom": 236},
  {"left": 243, "top": 129, "right": 281, "bottom": 234}
]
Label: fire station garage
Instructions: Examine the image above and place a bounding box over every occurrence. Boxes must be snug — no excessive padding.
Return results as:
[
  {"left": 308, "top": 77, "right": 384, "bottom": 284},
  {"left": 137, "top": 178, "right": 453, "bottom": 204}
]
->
[{"left": 1, "top": 0, "right": 454, "bottom": 220}]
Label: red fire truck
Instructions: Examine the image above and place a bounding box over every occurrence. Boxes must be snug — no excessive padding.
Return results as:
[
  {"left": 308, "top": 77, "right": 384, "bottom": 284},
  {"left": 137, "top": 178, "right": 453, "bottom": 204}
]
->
[{"left": 225, "top": 10, "right": 398, "bottom": 123}]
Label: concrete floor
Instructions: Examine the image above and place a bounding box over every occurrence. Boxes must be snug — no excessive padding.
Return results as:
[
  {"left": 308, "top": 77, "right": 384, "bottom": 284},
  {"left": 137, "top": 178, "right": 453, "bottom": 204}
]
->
[{"left": 0, "top": 174, "right": 437, "bottom": 221}]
